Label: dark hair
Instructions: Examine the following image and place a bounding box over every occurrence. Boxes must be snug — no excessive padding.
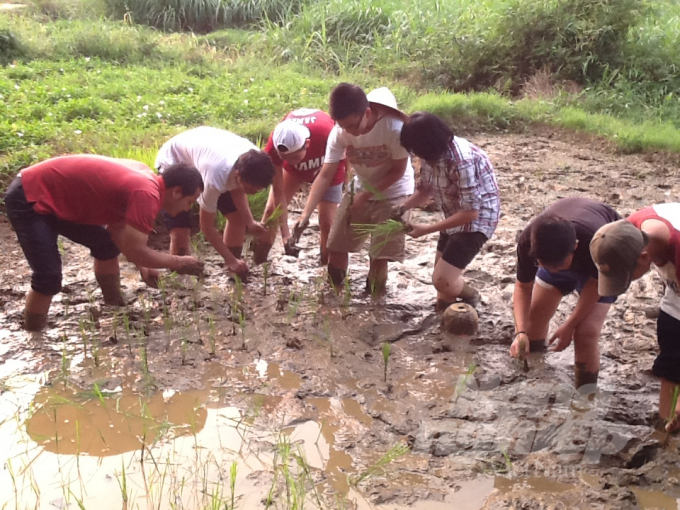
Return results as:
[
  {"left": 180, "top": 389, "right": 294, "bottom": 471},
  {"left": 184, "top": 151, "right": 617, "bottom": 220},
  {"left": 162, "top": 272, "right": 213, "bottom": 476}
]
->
[
  {"left": 161, "top": 163, "right": 204, "bottom": 196},
  {"left": 400, "top": 112, "right": 453, "bottom": 161},
  {"left": 233, "top": 149, "right": 275, "bottom": 189},
  {"left": 329, "top": 83, "right": 369, "bottom": 121},
  {"left": 529, "top": 214, "right": 577, "bottom": 265}
]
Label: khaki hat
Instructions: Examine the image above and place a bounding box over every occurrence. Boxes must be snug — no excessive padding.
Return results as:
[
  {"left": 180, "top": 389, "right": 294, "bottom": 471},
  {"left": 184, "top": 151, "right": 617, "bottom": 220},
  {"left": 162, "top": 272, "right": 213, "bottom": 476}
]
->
[
  {"left": 590, "top": 220, "right": 646, "bottom": 296},
  {"left": 366, "top": 87, "right": 407, "bottom": 121},
  {"left": 272, "top": 120, "right": 310, "bottom": 154}
]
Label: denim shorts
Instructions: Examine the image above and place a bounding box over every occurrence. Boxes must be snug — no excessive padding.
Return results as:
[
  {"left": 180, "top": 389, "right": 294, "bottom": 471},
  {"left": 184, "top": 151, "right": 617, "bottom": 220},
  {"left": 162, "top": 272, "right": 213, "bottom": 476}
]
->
[
  {"left": 164, "top": 190, "right": 238, "bottom": 230},
  {"left": 536, "top": 267, "right": 616, "bottom": 304},
  {"left": 5, "top": 176, "right": 120, "bottom": 295},
  {"left": 321, "top": 182, "right": 343, "bottom": 204}
]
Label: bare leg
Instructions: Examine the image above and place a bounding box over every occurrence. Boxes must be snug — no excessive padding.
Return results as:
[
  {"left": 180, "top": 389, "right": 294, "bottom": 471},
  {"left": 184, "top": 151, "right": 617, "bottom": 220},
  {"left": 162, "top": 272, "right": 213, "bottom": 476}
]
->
[
  {"left": 367, "top": 258, "right": 388, "bottom": 294},
  {"left": 169, "top": 227, "right": 191, "bottom": 256},
  {"left": 94, "top": 257, "right": 125, "bottom": 306},
  {"left": 526, "top": 282, "right": 563, "bottom": 351},
  {"left": 573, "top": 302, "right": 610, "bottom": 388},
  {"left": 318, "top": 200, "right": 338, "bottom": 266},
  {"left": 328, "top": 251, "right": 349, "bottom": 288},
  {"left": 223, "top": 211, "right": 247, "bottom": 255}
]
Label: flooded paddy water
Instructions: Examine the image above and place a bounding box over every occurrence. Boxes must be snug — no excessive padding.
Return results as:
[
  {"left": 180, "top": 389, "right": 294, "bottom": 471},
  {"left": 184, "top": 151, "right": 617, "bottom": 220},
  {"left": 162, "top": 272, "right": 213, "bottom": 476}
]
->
[{"left": 2, "top": 130, "right": 680, "bottom": 509}]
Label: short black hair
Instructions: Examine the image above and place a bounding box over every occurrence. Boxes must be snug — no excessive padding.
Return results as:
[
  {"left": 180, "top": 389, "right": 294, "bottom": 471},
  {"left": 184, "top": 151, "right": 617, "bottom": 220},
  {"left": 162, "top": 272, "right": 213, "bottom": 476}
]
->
[
  {"left": 329, "top": 83, "right": 369, "bottom": 121},
  {"left": 234, "top": 149, "right": 275, "bottom": 189},
  {"left": 400, "top": 112, "right": 453, "bottom": 161},
  {"left": 529, "top": 214, "right": 577, "bottom": 265},
  {"left": 161, "top": 163, "right": 204, "bottom": 196}
]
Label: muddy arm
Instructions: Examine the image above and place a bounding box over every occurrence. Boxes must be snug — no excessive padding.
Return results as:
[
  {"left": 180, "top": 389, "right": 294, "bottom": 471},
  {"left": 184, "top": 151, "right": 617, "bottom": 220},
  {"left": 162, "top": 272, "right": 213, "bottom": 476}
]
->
[
  {"left": 110, "top": 224, "right": 197, "bottom": 271},
  {"left": 299, "top": 161, "right": 338, "bottom": 224},
  {"left": 199, "top": 208, "right": 241, "bottom": 268}
]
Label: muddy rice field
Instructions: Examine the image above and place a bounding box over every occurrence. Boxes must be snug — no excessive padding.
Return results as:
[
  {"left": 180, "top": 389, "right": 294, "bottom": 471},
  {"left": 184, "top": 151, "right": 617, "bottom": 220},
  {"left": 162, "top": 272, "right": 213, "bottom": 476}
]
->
[{"left": 1, "top": 130, "right": 680, "bottom": 509}]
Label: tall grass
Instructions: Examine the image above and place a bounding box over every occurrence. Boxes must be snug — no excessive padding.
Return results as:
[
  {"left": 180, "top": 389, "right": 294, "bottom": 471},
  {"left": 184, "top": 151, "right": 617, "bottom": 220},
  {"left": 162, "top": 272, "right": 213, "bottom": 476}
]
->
[{"left": 104, "top": 0, "right": 307, "bottom": 32}]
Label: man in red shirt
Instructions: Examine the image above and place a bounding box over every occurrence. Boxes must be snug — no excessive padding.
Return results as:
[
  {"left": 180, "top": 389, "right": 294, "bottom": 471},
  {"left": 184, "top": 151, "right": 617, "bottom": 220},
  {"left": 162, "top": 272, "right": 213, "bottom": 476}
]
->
[
  {"left": 5, "top": 155, "right": 205, "bottom": 331},
  {"left": 591, "top": 204, "right": 680, "bottom": 431},
  {"left": 258, "top": 109, "right": 346, "bottom": 264}
]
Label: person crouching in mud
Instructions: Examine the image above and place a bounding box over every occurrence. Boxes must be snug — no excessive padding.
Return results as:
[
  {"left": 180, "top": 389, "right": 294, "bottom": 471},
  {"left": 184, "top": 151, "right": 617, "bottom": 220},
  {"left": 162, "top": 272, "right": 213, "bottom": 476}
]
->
[
  {"left": 397, "top": 112, "right": 500, "bottom": 311},
  {"left": 510, "top": 197, "right": 620, "bottom": 390}
]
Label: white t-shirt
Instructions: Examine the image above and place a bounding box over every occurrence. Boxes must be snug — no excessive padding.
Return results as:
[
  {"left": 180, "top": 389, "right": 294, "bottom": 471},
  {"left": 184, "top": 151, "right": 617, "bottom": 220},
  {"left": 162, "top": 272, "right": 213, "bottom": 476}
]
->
[
  {"left": 325, "top": 116, "right": 414, "bottom": 200},
  {"left": 156, "top": 127, "right": 257, "bottom": 213}
]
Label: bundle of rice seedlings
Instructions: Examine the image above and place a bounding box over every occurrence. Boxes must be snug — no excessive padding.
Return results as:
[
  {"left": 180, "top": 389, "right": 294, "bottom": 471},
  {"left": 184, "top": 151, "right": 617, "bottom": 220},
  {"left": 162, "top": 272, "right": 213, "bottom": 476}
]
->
[
  {"left": 263, "top": 204, "right": 284, "bottom": 228},
  {"left": 353, "top": 219, "right": 410, "bottom": 256},
  {"left": 248, "top": 187, "right": 269, "bottom": 219},
  {"left": 353, "top": 219, "right": 408, "bottom": 237}
]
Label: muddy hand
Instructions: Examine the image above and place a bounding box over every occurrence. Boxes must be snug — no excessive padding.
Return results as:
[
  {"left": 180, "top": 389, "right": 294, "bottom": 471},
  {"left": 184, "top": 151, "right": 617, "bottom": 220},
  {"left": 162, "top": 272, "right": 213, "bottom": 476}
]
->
[
  {"left": 284, "top": 238, "right": 301, "bottom": 258},
  {"left": 292, "top": 218, "right": 309, "bottom": 244},
  {"left": 390, "top": 204, "right": 406, "bottom": 222},
  {"left": 139, "top": 267, "right": 160, "bottom": 288},
  {"left": 175, "top": 256, "right": 205, "bottom": 276}
]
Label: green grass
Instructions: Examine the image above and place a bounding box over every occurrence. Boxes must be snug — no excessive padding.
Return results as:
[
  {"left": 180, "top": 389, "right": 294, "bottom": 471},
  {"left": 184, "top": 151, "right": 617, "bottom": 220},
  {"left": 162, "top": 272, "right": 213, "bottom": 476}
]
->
[{"left": 2, "top": 0, "right": 680, "bottom": 193}]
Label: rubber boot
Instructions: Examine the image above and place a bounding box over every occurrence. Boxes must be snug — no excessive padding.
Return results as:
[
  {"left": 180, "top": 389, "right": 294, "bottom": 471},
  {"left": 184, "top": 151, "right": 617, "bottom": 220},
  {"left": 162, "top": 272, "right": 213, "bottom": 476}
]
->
[
  {"left": 23, "top": 310, "right": 47, "bottom": 332},
  {"left": 95, "top": 273, "right": 126, "bottom": 306},
  {"left": 574, "top": 362, "right": 598, "bottom": 391},
  {"left": 365, "top": 276, "right": 387, "bottom": 297},
  {"left": 529, "top": 339, "right": 547, "bottom": 352},
  {"left": 435, "top": 299, "right": 455, "bottom": 312},
  {"left": 251, "top": 241, "right": 272, "bottom": 265},
  {"left": 327, "top": 266, "right": 346, "bottom": 288},
  {"left": 458, "top": 282, "right": 481, "bottom": 308}
]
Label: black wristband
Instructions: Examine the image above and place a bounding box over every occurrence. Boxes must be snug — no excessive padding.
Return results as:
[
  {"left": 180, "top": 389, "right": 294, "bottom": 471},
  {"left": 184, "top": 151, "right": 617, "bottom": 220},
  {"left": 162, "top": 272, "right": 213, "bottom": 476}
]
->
[{"left": 513, "top": 331, "right": 527, "bottom": 338}]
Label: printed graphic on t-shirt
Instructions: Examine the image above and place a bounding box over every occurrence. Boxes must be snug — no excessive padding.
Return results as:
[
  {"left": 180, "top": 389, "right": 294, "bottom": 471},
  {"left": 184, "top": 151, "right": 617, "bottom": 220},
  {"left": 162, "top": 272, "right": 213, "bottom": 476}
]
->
[{"left": 346, "top": 145, "right": 391, "bottom": 169}]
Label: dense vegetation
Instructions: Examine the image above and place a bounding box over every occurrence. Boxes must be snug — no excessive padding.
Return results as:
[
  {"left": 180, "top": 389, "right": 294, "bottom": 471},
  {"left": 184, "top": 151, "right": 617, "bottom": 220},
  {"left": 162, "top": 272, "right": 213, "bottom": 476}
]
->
[{"left": 1, "top": 0, "right": 680, "bottom": 190}]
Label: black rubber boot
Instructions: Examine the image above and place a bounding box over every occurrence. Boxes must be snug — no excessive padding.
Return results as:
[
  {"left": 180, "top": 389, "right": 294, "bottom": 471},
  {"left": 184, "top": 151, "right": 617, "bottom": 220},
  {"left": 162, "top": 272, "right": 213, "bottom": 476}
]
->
[
  {"left": 574, "top": 362, "right": 599, "bottom": 391},
  {"left": 458, "top": 282, "right": 481, "bottom": 308},
  {"left": 529, "top": 339, "right": 547, "bottom": 352},
  {"left": 23, "top": 310, "right": 47, "bottom": 332},
  {"left": 327, "top": 266, "right": 346, "bottom": 288}
]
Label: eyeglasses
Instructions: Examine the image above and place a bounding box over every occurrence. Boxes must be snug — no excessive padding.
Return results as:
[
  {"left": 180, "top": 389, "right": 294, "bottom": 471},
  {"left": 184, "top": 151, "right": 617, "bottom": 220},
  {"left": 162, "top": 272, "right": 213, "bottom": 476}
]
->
[{"left": 338, "top": 111, "right": 366, "bottom": 132}]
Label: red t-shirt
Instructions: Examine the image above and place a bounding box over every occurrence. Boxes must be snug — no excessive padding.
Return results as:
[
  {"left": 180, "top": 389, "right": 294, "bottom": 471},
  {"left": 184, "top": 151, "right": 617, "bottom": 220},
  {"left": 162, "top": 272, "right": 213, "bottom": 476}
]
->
[
  {"left": 21, "top": 155, "right": 165, "bottom": 234},
  {"left": 628, "top": 205, "right": 680, "bottom": 281},
  {"left": 265, "top": 108, "right": 346, "bottom": 186}
]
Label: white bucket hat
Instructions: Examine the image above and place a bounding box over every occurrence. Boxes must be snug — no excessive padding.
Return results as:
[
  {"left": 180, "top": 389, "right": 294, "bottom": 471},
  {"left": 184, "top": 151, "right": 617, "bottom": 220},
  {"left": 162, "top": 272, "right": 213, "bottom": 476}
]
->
[
  {"left": 273, "top": 120, "right": 310, "bottom": 154},
  {"left": 366, "top": 87, "right": 407, "bottom": 121}
]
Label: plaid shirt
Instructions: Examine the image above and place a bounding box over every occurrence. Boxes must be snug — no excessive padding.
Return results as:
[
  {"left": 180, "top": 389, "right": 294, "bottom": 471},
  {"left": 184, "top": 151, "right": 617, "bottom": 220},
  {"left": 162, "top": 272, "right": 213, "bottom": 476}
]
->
[{"left": 419, "top": 136, "right": 500, "bottom": 238}]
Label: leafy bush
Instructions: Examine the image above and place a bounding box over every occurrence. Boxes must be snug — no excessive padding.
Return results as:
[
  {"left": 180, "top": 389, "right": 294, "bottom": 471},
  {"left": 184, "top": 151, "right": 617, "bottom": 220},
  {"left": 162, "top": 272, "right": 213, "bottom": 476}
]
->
[
  {"left": 0, "top": 29, "right": 23, "bottom": 65},
  {"left": 416, "top": 0, "right": 649, "bottom": 93}
]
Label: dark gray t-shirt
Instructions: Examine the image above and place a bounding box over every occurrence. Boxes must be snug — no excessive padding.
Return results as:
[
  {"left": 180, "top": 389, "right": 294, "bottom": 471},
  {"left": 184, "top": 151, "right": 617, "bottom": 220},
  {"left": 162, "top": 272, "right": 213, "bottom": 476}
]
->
[{"left": 516, "top": 197, "right": 620, "bottom": 283}]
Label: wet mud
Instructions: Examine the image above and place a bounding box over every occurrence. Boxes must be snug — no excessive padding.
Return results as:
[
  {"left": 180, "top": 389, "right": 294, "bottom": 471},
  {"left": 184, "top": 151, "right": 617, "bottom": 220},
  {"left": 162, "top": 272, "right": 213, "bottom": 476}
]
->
[{"left": 1, "top": 130, "right": 680, "bottom": 509}]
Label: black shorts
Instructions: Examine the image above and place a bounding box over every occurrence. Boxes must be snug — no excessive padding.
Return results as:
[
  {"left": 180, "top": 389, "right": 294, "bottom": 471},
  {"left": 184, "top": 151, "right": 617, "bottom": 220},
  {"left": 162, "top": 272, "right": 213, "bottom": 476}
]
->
[
  {"left": 436, "top": 231, "right": 488, "bottom": 269},
  {"left": 5, "top": 176, "right": 120, "bottom": 296},
  {"left": 164, "top": 190, "right": 238, "bottom": 230},
  {"left": 654, "top": 310, "right": 680, "bottom": 384}
]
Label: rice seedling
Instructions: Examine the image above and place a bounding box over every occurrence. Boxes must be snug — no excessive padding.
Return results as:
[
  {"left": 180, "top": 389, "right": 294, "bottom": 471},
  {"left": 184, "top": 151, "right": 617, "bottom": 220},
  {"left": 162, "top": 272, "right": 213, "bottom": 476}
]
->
[
  {"left": 263, "top": 204, "right": 284, "bottom": 228},
  {"left": 116, "top": 458, "right": 129, "bottom": 509},
  {"left": 79, "top": 318, "right": 89, "bottom": 359},
  {"left": 229, "top": 461, "right": 237, "bottom": 510},
  {"left": 341, "top": 274, "right": 351, "bottom": 318},
  {"left": 287, "top": 290, "right": 301, "bottom": 324},
  {"left": 349, "top": 443, "right": 409, "bottom": 487},
  {"left": 262, "top": 262, "right": 270, "bottom": 296},
  {"left": 381, "top": 342, "right": 391, "bottom": 383},
  {"left": 180, "top": 327, "right": 189, "bottom": 365},
  {"left": 67, "top": 488, "right": 87, "bottom": 510},
  {"left": 453, "top": 362, "right": 478, "bottom": 404},
  {"left": 122, "top": 313, "right": 134, "bottom": 356},
  {"left": 353, "top": 219, "right": 408, "bottom": 240},
  {"left": 61, "top": 334, "right": 70, "bottom": 378},
  {"left": 248, "top": 187, "right": 270, "bottom": 221},
  {"left": 665, "top": 384, "right": 680, "bottom": 444},
  {"left": 63, "top": 295, "right": 70, "bottom": 318},
  {"left": 207, "top": 316, "right": 217, "bottom": 355},
  {"left": 238, "top": 309, "right": 247, "bottom": 351}
]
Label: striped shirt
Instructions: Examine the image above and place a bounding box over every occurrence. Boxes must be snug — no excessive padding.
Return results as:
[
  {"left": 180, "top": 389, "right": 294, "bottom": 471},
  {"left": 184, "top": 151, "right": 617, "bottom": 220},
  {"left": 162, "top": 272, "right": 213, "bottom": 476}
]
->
[{"left": 418, "top": 136, "right": 500, "bottom": 238}]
